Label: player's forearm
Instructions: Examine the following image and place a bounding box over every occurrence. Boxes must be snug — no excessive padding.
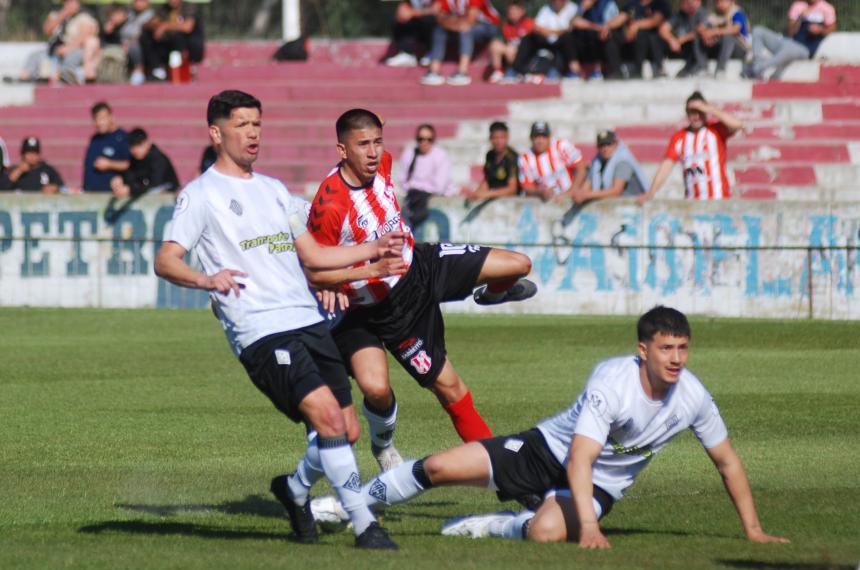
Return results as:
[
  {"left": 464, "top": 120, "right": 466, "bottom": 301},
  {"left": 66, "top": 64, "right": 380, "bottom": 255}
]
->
[
  {"left": 718, "top": 458, "right": 765, "bottom": 538},
  {"left": 305, "top": 264, "right": 378, "bottom": 289},
  {"left": 154, "top": 249, "right": 207, "bottom": 289},
  {"left": 709, "top": 107, "right": 743, "bottom": 133},
  {"left": 295, "top": 233, "right": 377, "bottom": 271}
]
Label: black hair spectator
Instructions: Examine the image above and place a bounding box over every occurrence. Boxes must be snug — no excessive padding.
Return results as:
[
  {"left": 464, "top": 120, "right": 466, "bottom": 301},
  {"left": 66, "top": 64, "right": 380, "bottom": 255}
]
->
[
  {"left": 0, "top": 137, "right": 65, "bottom": 193},
  {"left": 139, "top": 0, "right": 204, "bottom": 81},
  {"left": 84, "top": 101, "right": 130, "bottom": 191},
  {"left": 110, "top": 127, "right": 179, "bottom": 198},
  {"left": 465, "top": 121, "right": 519, "bottom": 202},
  {"left": 384, "top": 0, "right": 438, "bottom": 67}
]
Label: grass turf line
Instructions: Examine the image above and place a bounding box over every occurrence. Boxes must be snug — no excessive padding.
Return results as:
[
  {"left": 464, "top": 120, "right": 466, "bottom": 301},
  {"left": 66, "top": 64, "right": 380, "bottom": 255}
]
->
[{"left": 0, "top": 308, "right": 857, "bottom": 569}]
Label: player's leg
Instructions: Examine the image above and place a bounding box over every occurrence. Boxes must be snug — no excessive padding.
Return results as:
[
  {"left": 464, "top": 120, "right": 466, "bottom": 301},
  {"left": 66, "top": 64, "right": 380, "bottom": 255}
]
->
[
  {"left": 472, "top": 248, "right": 535, "bottom": 305},
  {"left": 350, "top": 346, "right": 403, "bottom": 470},
  {"left": 430, "top": 359, "right": 493, "bottom": 441}
]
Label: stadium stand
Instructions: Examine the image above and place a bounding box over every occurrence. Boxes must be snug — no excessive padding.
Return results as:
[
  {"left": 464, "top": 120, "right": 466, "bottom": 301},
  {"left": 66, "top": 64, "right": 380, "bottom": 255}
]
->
[{"left": 0, "top": 36, "right": 858, "bottom": 200}]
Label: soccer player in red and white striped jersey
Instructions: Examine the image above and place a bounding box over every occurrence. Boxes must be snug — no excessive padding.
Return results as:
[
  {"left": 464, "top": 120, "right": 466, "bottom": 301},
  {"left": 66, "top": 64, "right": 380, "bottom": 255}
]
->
[
  {"left": 638, "top": 91, "right": 743, "bottom": 203},
  {"left": 307, "top": 109, "right": 538, "bottom": 471},
  {"left": 518, "top": 121, "right": 587, "bottom": 201}
]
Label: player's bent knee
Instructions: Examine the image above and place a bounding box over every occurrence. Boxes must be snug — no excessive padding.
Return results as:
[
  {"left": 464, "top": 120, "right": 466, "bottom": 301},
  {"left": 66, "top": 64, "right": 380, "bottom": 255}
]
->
[
  {"left": 527, "top": 516, "right": 566, "bottom": 543},
  {"left": 422, "top": 454, "right": 448, "bottom": 484},
  {"left": 311, "top": 403, "right": 348, "bottom": 437},
  {"left": 512, "top": 252, "right": 532, "bottom": 277}
]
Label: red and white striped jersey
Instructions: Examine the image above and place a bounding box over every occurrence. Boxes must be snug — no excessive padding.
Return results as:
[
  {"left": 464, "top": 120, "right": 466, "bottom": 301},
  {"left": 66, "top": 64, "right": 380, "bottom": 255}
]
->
[
  {"left": 517, "top": 138, "right": 584, "bottom": 195},
  {"left": 439, "top": 0, "right": 501, "bottom": 26},
  {"left": 308, "top": 151, "right": 414, "bottom": 306},
  {"left": 665, "top": 120, "right": 734, "bottom": 200}
]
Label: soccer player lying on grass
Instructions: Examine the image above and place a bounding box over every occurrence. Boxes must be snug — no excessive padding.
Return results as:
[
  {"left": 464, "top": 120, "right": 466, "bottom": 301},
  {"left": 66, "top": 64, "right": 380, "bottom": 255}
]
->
[
  {"left": 303, "top": 108, "right": 537, "bottom": 472},
  {"left": 155, "top": 90, "right": 406, "bottom": 549},
  {"left": 312, "top": 306, "right": 789, "bottom": 548}
]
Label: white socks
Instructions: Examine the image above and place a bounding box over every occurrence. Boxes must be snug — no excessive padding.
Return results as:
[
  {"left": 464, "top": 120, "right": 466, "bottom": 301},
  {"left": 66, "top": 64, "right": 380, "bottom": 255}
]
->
[
  {"left": 493, "top": 511, "right": 535, "bottom": 540},
  {"left": 318, "top": 434, "right": 376, "bottom": 536},
  {"left": 361, "top": 459, "right": 428, "bottom": 508},
  {"left": 363, "top": 398, "right": 398, "bottom": 451},
  {"left": 287, "top": 431, "right": 324, "bottom": 506}
]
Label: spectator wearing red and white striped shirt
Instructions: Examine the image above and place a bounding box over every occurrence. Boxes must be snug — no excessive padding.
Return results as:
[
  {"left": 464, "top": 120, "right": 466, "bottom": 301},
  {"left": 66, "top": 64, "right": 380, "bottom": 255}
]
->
[
  {"left": 638, "top": 91, "right": 743, "bottom": 203},
  {"left": 518, "top": 121, "right": 587, "bottom": 201}
]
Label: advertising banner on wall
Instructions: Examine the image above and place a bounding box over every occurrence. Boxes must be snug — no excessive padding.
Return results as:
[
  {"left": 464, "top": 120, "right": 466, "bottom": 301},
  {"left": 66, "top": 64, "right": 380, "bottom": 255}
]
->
[{"left": 0, "top": 194, "right": 857, "bottom": 319}]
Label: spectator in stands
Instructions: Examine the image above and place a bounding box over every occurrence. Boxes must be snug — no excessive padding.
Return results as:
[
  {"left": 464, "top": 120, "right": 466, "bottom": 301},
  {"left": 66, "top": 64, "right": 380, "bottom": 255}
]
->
[
  {"left": 140, "top": 0, "right": 204, "bottom": 81},
  {"left": 638, "top": 91, "right": 743, "bottom": 203},
  {"left": 420, "top": 0, "right": 501, "bottom": 86},
  {"left": 488, "top": 1, "right": 534, "bottom": 83},
  {"left": 385, "top": 0, "right": 438, "bottom": 67},
  {"left": 510, "top": 0, "right": 581, "bottom": 82},
  {"left": 0, "top": 137, "right": 65, "bottom": 194},
  {"left": 605, "top": 0, "right": 671, "bottom": 79},
  {"left": 100, "top": 0, "right": 156, "bottom": 85},
  {"left": 567, "top": 130, "right": 646, "bottom": 203},
  {"left": 83, "top": 101, "right": 130, "bottom": 192},
  {"left": 0, "top": 136, "right": 9, "bottom": 177},
  {"left": 744, "top": 0, "right": 836, "bottom": 81},
  {"left": 700, "top": 0, "right": 750, "bottom": 79},
  {"left": 398, "top": 124, "right": 456, "bottom": 228},
  {"left": 518, "top": 121, "right": 586, "bottom": 201},
  {"left": 110, "top": 128, "right": 179, "bottom": 199},
  {"left": 465, "top": 122, "right": 519, "bottom": 202},
  {"left": 571, "top": 0, "right": 621, "bottom": 80},
  {"left": 659, "top": 0, "right": 707, "bottom": 78},
  {"left": 22, "top": 0, "right": 102, "bottom": 85}
]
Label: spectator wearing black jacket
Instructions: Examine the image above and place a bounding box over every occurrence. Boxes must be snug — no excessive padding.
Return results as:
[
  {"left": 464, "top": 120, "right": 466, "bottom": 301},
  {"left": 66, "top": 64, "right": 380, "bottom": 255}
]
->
[
  {"left": 110, "top": 128, "right": 178, "bottom": 198},
  {"left": 606, "top": 0, "right": 671, "bottom": 79}
]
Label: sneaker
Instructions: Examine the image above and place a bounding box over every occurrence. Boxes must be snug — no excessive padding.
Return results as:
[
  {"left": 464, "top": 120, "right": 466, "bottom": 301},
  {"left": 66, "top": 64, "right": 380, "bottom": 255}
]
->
[
  {"left": 129, "top": 69, "right": 145, "bottom": 85},
  {"left": 524, "top": 73, "right": 544, "bottom": 85},
  {"left": 385, "top": 51, "right": 418, "bottom": 67},
  {"left": 372, "top": 444, "right": 404, "bottom": 472},
  {"left": 355, "top": 522, "right": 399, "bottom": 550},
  {"left": 714, "top": 69, "right": 727, "bottom": 80},
  {"left": 589, "top": 68, "right": 604, "bottom": 81},
  {"left": 310, "top": 495, "right": 351, "bottom": 532},
  {"left": 447, "top": 72, "right": 472, "bottom": 86},
  {"left": 488, "top": 69, "right": 504, "bottom": 84},
  {"left": 419, "top": 71, "right": 445, "bottom": 86},
  {"left": 151, "top": 67, "right": 167, "bottom": 81},
  {"left": 441, "top": 511, "right": 516, "bottom": 538},
  {"left": 473, "top": 278, "right": 538, "bottom": 306},
  {"left": 419, "top": 55, "right": 431, "bottom": 67},
  {"left": 270, "top": 474, "right": 318, "bottom": 543}
]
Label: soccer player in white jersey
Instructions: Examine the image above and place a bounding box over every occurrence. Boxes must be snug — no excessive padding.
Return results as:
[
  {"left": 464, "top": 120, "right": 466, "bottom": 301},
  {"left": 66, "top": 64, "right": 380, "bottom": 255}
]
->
[
  {"left": 312, "top": 306, "right": 789, "bottom": 548},
  {"left": 154, "top": 90, "right": 407, "bottom": 550}
]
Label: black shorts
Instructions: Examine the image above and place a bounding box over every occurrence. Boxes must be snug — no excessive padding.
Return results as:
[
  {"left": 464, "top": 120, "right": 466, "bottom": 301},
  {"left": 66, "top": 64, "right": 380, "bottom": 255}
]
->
[
  {"left": 480, "top": 429, "right": 614, "bottom": 518},
  {"left": 239, "top": 321, "right": 352, "bottom": 423},
  {"left": 333, "top": 242, "right": 490, "bottom": 387}
]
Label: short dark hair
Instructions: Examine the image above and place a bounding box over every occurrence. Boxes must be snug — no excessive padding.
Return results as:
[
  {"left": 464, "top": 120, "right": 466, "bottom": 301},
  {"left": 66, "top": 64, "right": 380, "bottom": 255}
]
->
[
  {"left": 489, "top": 121, "right": 508, "bottom": 134},
  {"left": 637, "top": 306, "right": 692, "bottom": 342},
  {"left": 686, "top": 91, "right": 707, "bottom": 106},
  {"left": 91, "top": 101, "right": 112, "bottom": 117},
  {"left": 415, "top": 123, "right": 436, "bottom": 138},
  {"left": 207, "top": 90, "right": 262, "bottom": 126},
  {"left": 336, "top": 109, "right": 383, "bottom": 142},
  {"left": 128, "top": 127, "right": 148, "bottom": 147}
]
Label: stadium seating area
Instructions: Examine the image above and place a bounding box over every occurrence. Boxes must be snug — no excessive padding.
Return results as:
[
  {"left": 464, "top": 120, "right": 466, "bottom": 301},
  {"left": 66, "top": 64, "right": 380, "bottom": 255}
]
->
[{"left": 1, "top": 38, "right": 859, "bottom": 199}]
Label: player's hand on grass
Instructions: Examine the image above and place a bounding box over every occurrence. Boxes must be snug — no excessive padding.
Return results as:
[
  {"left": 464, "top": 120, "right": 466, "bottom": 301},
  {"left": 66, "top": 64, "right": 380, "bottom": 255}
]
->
[
  {"left": 375, "top": 231, "right": 406, "bottom": 258},
  {"left": 201, "top": 269, "right": 247, "bottom": 297},
  {"left": 578, "top": 522, "right": 610, "bottom": 549},
  {"left": 746, "top": 528, "right": 790, "bottom": 544}
]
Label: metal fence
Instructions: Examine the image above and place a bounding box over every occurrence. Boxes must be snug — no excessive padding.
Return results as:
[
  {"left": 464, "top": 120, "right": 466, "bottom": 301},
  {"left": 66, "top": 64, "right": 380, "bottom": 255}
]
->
[{"left": 1, "top": 0, "right": 858, "bottom": 41}]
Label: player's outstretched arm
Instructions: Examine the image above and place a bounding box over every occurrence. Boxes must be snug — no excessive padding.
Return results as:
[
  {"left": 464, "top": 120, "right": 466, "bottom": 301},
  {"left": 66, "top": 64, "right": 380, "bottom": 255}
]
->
[
  {"left": 289, "top": 213, "right": 404, "bottom": 270},
  {"left": 705, "top": 439, "right": 790, "bottom": 544},
  {"left": 569, "top": 435, "right": 611, "bottom": 549},
  {"left": 305, "top": 255, "right": 408, "bottom": 289},
  {"left": 155, "top": 241, "right": 247, "bottom": 296}
]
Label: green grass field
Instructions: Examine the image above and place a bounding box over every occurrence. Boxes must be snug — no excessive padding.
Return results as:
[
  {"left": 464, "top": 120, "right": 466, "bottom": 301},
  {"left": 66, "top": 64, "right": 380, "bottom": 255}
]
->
[{"left": 1, "top": 308, "right": 858, "bottom": 569}]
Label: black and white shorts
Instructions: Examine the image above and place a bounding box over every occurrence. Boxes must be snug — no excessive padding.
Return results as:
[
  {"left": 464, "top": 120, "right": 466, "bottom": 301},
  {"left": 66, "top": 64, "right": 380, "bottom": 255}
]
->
[
  {"left": 239, "top": 322, "right": 352, "bottom": 423},
  {"left": 333, "top": 242, "right": 490, "bottom": 387},
  {"left": 480, "top": 428, "right": 614, "bottom": 518}
]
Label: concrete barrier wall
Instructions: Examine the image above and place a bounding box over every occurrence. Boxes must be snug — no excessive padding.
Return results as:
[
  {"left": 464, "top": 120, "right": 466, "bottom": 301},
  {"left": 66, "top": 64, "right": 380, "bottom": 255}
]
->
[{"left": 0, "top": 194, "right": 857, "bottom": 319}]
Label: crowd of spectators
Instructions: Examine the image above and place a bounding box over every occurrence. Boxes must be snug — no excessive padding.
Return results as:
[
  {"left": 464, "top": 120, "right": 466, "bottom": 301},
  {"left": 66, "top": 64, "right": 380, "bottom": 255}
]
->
[
  {"left": 17, "top": 0, "right": 205, "bottom": 86},
  {"left": 385, "top": 0, "right": 837, "bottom": 84}
]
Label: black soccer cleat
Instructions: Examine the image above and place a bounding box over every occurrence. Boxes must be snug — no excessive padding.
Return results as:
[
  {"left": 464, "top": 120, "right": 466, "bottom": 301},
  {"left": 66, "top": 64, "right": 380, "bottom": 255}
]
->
[
  {"left": 270, "top": 474, "right": 319, "bottom": 544},
  {"left": 355, "top": 522, "right": 399, "bottom": 550},
  {"left": 474, "top": 278, "right": 538, "bottom": 306}
]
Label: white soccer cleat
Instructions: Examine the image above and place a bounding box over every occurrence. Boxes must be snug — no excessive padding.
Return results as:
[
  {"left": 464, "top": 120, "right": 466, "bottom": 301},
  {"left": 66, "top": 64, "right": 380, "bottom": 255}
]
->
[
  {"left": 373, "top": 445, "right": 404, "bottom": 472},
  {"left": 441, "top": 511, "right": 516, "bottom": 539},
  {"left": 310, "top": 495, "right": 351, "bottom": 533}
]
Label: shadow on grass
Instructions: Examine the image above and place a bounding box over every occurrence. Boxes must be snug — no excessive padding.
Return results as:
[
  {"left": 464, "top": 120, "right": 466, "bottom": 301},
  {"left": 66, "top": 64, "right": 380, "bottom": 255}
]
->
[
  {"left": 117, "top": 494, "right": 283, "bottom": 519},
  {"left": 716, "top": 559, "right": 853, "bottom": 570},
  {"left": 78, "top": 520, "right": 304, "bottom": 543}
]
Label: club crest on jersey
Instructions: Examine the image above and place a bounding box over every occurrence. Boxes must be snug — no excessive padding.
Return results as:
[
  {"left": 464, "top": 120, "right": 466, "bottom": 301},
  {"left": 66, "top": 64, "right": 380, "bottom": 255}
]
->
[
  {"left": 357, "top": 215, "right": 370, "bottom": 229},
  {"left": 398, "top": 337, "right": 424, "bottom": 360},
  {"left": 368, "top": 479, "right": 388, "bottom": 504},
  {"left": 344, "top": 472, "right": 362, "bottom": 493},
  {"left": 229, "top": 199, "right": 243, "bottom": 216},
  {"left": 589, "top": 390, "right": 608, "bottom": 417},
  {"left": 409, "top": 350, "right": 432, "bottom": 375},
  {"left": 665, "top": 414, "right": 680, "bottom": 431}
]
